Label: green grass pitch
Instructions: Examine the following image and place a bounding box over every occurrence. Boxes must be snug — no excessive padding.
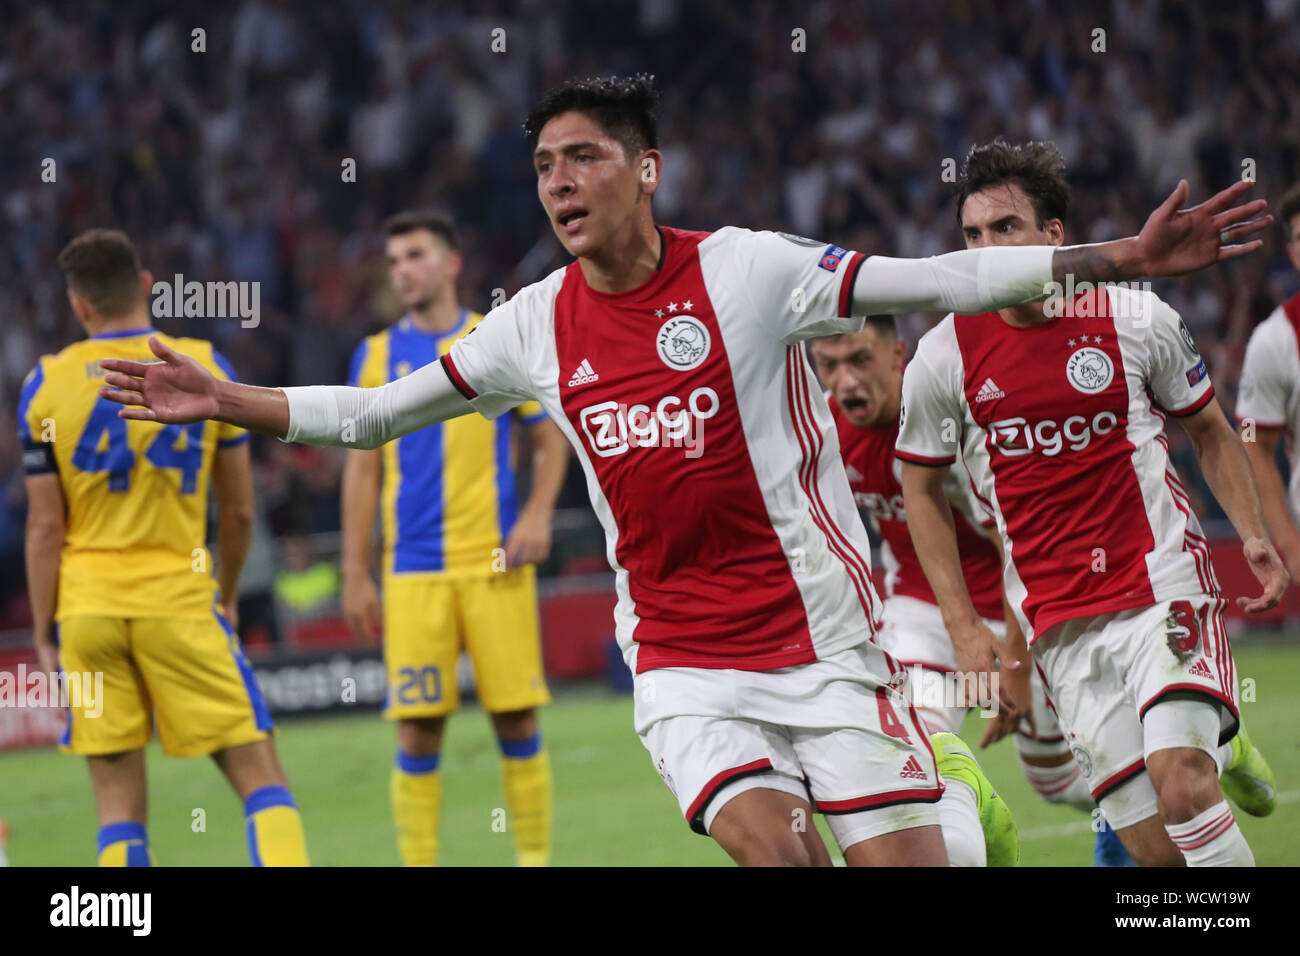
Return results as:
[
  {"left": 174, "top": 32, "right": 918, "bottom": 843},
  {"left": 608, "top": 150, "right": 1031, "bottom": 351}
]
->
[{"left": 3, "top": 642, "right": 1297, "bottom": 866}]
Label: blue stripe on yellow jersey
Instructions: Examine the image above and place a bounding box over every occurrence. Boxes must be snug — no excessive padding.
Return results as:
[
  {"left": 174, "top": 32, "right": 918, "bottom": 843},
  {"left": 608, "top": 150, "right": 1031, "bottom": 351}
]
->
[
  {"left": 18, "top": 329, "right": 248, "bottom": 619},
  {"left": 349, "top": 309, "right": 546, "bottom": 577}
]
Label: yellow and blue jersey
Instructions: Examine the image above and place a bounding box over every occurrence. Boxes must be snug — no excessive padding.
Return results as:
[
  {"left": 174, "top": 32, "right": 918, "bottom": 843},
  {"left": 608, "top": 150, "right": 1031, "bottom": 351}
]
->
[
  {"left": 349, "top": 309, "right": 546, "bottom": 578},
  {"left": 18, "top": 328, "right": 248, "bottom": 619}
]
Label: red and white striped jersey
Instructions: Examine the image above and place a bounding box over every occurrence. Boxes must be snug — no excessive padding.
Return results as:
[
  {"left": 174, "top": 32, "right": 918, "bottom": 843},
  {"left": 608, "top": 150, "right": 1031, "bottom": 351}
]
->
[
  {"left": 831, "top": 400, "right": 1004, "bottom": 619},
  {"left": 895, "top": 285, "right": 1219, "bottom": 643},
  {"left": 1236, "top": 291, "right": 1300, "bottom": 520},
  {"left": 443, "top": 227, "right": 880, "bottom": 673}
]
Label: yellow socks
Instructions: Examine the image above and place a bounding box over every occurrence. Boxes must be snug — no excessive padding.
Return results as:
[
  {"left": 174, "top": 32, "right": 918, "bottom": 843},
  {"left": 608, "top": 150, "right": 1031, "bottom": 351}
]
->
[
  {"left": 244, "top": 786, "right": 310, "bottom": 866},
  {"left": 500, "top": 734, "right": 552, "bottom": 867},
  {"left": 97, "top": 821, "right": 154, "bottom": 866},
  {"left": 392, "top": 751, "right": 442, "bottom": 866}
]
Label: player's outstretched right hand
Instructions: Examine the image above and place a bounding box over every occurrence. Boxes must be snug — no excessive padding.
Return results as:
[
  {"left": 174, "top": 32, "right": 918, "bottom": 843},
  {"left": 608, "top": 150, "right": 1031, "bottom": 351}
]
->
[{"left": 100, "top": 335, "right": 221, "bottom": 424}]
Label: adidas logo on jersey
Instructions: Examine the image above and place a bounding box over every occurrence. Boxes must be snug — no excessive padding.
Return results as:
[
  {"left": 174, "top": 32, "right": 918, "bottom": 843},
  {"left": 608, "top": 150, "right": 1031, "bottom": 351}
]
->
[
  {"left": 568, "top": 359, "right": 599, "bottom": 387},
  {"left": 900, "top": 756, "right": 928, "bottom": 780},
  {"left": 1188, "top": 657, "right": 1214, "bottom": 679},
  {"left": 975, "top": 377, "right": 1005, "bottom": 402}
]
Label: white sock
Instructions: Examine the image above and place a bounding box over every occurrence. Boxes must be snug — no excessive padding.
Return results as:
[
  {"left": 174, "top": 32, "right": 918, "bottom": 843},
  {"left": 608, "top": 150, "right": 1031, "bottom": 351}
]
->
[
  {"left": 1017, "top": 754, "right": 1095, "bottom": 813},
  {"left": 937, "top": 779, "right": 986, "bottom": 867},
  {"left": 1165, "top": 800, "right": 1254, "bottom": 866}
]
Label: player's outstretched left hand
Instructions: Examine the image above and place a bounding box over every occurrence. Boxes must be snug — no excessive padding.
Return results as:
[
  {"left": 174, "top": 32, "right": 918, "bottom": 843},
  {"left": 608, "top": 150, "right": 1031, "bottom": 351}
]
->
[
  {"left": 100, "top": 335, "right": 221, "bottom": 424},
  {"left": 1238, "top": 535, "right": 1289, "bottom": 612},
  {"left": 1134, "top": 179, "right": 1271, "bottom": 278}
]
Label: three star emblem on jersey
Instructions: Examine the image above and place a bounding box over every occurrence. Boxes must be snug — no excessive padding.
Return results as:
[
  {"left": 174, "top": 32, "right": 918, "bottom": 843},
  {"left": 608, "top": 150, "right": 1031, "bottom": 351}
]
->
[
  {"left": 657, "top": 315, "right": 710, "bottom": 371},
  {"left": 568, "top": 359, "right": 600, "bottom": 387},
  {"left": 975, "top": 377, "right": 1005, "bottom": 402},
  {"left": 899, "top": 756, "right": 928, "bottom": 780},
  {"left": 1066, "top": 346, "right": 1114, "bottom": 394}
]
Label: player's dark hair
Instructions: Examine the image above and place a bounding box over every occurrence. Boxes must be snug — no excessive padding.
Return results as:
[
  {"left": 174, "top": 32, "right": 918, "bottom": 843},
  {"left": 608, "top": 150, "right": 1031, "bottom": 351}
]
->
[
  {"left": 1280, "top": 182, "right": 1300, "bottom": 237},
  {"left": 956, "top": 139, "right": 1070, "bottom": 230},
  {"left": 523, "top": 74, "right": 660, "bottom": 161},
  {"left": 384, "top": 209, "right": 460, "bottom": 251},
  {"left": 57, "top": 229, "right": 146, "bottom": 318},
  {"left": 864, "top": 315, "right": 898, "bottom": 340},
  {"left": 810, "top": 316, "right": 897, "bottom": 348}
]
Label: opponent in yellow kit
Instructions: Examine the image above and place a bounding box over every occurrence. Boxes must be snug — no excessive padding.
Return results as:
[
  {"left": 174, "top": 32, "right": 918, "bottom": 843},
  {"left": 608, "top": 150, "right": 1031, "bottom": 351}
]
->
[
  {"left": 341, "top": 211, "right": 568, "bottom": 866},
  {"left": 21, "top": 229, "right": 308, "bottom": 865}
]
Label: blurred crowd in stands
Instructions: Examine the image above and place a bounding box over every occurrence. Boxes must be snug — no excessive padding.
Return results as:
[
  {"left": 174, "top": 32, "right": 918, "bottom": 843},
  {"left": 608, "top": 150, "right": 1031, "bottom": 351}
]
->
[{"left": 2, "top": 0, "right": 1299, "bottom": 627}]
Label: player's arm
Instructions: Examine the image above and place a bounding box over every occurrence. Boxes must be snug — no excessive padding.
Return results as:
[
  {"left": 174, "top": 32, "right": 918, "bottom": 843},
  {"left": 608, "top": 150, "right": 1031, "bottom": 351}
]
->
[
  {"left": 23, "top": 474, "right": 65, "bottom": 677},
  {"left": 1241, "top": 424, "right": 1300, "bottom": 578},
  {"left": 900, "top": 462, "right": 1013, "bottom": 689},
  {"left": 99, "top": 335, "right": 474, "bottom": 444},
  {"left": 851, "top": 180, "right": 1269, "bottom": 316},
  {"left": 1178, "top": 397, "right": 1288, "bottom": 611},
  {"left": 211, "top": 440, "right": 255, "bottom": 630},
  {"left": 1236, "top": 320, "right": 1300, "bottom": 577},
  {"left": 980, "top": 531, "right": 1033, "bottom": 748},
  {"left": 895, "top": 349, "right": 1017, "bottom": 709},
  {"left": 340, "top": 447, "right": 383, "bottom": 643},
  {"left": 504, "top": 417, "right": 568, "bottom": 568}
]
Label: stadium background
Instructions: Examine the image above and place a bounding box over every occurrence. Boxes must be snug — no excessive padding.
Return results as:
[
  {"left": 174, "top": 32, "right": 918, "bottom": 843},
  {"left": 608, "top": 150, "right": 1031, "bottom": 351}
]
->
[{"left": 1, "top": 0, "right": 1298, "bottom": 864}]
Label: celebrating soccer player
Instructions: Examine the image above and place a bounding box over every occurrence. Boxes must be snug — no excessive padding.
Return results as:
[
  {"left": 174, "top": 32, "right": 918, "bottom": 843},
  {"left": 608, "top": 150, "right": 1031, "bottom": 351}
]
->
[
  {"left": 22, "top": 230, "right": 308, "bottom": 866},
  {"left": 100, "top": 78, "right": 1271, "bottom": 866},
  {"left": 341, "top": 210, "right": 568, "bottom": 866},
  {"left": 814, "top": 318, "right": 1100, "bottom": 866},
  {"left": 896, "top": 140, "right": 1280, "bottom": 866},
  {"left": 1238, "top": 182, "right": 1300, "bottom": 580}
]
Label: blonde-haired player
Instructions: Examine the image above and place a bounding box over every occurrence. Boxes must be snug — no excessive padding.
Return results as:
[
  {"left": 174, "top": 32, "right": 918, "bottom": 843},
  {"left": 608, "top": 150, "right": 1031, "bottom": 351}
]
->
[
  {"left": 22, "top": 229, "right": 307, "bottom": 866},
  {"left": 342, "top": 211, "right": 568, "bottom": 866}
]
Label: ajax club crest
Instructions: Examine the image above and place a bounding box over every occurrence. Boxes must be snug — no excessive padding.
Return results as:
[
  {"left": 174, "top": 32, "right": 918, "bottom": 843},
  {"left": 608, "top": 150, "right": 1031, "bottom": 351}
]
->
[
  {"left": 1066, "top": 346, "right": 1113, "bottom": 394},
  {"left": 657, "top": 315, "right": 710, "bottom": 371}
]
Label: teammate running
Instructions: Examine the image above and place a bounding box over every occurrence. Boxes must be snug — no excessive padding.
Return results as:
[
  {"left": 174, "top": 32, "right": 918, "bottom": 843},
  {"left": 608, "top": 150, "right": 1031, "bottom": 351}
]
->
[
  {"left": 1238, "top": 182, "right": 1300, "bottom": 579},
  {"left": 98, "top": 78, "right": 1270, "bottom": 866},
  {"left": 814, "top": 320, "right": 1099, "bottom": 865},
  {"left": 897, "top": 140, "right": 1280, "bottom": 866}
]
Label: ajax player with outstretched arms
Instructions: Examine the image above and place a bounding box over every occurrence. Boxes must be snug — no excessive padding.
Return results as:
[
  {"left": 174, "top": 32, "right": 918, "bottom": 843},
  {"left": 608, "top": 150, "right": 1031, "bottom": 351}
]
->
[{"left": 100, "top": 79, "right": 1272, "bottom": 866}]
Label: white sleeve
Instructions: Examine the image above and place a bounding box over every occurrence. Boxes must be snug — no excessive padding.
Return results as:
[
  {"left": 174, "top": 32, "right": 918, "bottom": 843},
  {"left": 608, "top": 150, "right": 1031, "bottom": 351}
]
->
[
  {"left": 282, "top": 359, "right": 473, "bottom": 448},
  {"left": 1237, "top": 318, "right": 1292, "bottom": 427},
  {"left": 442, "top": 298, "right": 537, "bottom": 419},
  {"left": 895, "top": 334, "right": 964, "bottom": 466},
  {"left": 733, "top": 230, "right": 871, "bottom": 344},
  {"left": 1142, "top": 292, "right": 1214, "bottom": 417},
  {"left": 852, "top": 245, "right": 1055, "bottom": 316}
]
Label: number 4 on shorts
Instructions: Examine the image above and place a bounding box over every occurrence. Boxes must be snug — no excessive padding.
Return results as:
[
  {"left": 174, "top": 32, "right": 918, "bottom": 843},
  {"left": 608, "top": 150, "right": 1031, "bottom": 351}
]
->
[{"left": 876, "top": 686, "right": 912, "bottom": 743}]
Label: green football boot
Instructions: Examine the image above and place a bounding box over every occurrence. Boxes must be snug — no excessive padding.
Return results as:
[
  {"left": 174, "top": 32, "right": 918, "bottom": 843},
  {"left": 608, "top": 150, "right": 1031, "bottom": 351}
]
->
[
  {"left": 1221, "top": 724, "right": 1276, "bottom": 817},
  {"left": 931, "top": 731, "right": 1020, "bottom": 866}
]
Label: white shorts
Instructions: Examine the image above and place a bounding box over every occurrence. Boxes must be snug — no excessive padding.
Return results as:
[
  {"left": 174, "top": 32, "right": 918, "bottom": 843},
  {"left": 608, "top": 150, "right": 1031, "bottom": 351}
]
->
[
  {"left": 635, "top": 644, "right": 943, "bottom": 848},
  {"left": 877, "top": 595, "right": 1065, "bottom": 755},
  {"left": 1032, "top": 595, "right": 1239, "bottom": 817}
]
